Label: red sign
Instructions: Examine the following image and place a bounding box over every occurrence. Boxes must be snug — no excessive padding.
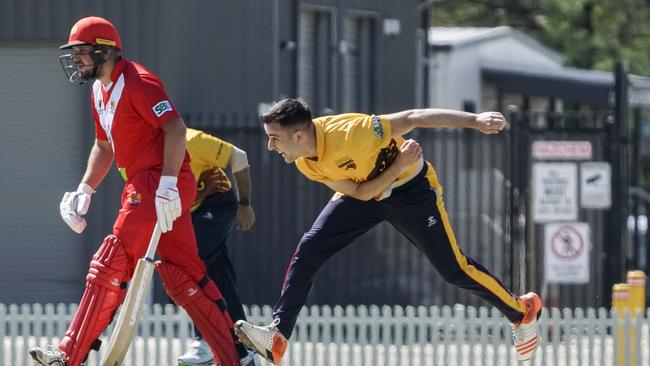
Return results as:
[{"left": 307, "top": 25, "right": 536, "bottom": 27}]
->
[{"left": 532, "top": 141, "right": 592, "bottom": 160}]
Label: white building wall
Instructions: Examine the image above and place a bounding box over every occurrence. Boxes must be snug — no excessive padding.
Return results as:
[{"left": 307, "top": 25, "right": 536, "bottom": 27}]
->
[
  {"left": 428, "top": 33, "right": 564, "bottom": 111},
  {"left": 429, "top": 49, "right": 481, "bottom": 110}
]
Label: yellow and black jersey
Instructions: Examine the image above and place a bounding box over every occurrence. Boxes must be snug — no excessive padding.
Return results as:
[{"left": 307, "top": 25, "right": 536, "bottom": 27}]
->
[
  {"left": 295, "top": 113, "right": 442, "bottom": 199},
  {"left": 186, "top": 128, "right": 234, "bottom": 211}
]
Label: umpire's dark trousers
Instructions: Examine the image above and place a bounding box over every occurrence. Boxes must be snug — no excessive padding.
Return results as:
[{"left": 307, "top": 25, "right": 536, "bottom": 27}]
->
[
  {"left": 192, "top": 189, "right": 247, "bottom": 339},
  {"left": 273, "top": 163, "right": 526, "bottom": 339}
]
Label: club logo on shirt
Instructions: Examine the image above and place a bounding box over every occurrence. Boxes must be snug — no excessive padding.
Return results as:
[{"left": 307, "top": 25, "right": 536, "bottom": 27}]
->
[
  {"left": 152, "top": 100, "right": 173, "bottom": 117},
  {"left": 372, "top": 115, "right": 384, "bottom": 139},
  {"left": 127, "top": 191, "right": 142, "bottom": 206},
  {"left": 335, "top": 156, "right": 357, "bottom": 170},
  {"left": 367, "top": 139, "right": 398, "bottom": 180}
]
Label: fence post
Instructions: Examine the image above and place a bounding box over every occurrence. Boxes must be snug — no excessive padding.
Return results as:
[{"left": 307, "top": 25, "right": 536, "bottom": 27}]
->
[{"left": 604, "top": 60, "right": 630, "bottom": 307}]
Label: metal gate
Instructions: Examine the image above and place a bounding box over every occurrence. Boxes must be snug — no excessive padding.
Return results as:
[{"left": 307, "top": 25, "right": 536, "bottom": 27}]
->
[{"left": 508, "top": 109, "right": 616, "bottom": 308}]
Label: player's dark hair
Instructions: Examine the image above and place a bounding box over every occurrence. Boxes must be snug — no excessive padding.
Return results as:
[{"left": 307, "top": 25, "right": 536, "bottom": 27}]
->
[{"left": 260, "top": 98, "right": 312, "bottom": 127}]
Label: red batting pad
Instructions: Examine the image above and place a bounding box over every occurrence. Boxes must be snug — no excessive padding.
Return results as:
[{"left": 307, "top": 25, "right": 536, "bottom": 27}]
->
[
  {"left": 59, "top": 235, "right": 131, "bottom": 366},
  {"left": 156, "top": 261, "right": 239, "bottom": 366}
]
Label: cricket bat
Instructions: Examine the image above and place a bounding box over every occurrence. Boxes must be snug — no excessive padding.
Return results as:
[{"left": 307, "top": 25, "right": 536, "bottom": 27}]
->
[{"left": 100, "top": 224, "right": 162, "bottom": 366}]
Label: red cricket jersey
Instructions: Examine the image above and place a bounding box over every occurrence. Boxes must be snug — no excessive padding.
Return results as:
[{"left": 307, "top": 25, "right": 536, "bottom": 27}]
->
[{"left": 91, "top": 58, "right": 189, "bottom": 180}]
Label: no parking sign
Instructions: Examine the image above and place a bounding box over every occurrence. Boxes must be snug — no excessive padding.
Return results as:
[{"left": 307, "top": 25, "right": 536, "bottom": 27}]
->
[{"left": 544, "top": 223, "right": 591, "bottom": 284}]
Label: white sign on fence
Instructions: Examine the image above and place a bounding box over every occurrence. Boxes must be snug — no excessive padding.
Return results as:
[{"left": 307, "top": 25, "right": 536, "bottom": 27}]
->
[
  {"left": 532, "top": 162, "right": 578, "bottom": 223},
  {"left": 544, "top": 223, "right": 590, "bottom": 284},
  {"left": 580, "top": 162, "right": 612, "bottom": 209}
]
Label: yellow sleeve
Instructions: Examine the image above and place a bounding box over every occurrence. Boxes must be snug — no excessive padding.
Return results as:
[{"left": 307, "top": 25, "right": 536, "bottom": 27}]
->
[
  {"left": 340, "top": 115, "right": 392, "bottom": 151},
  {"left": 186, "top": 129, "right": 234, "bottom": 169},
  {"left": 376, "top": 115, "right": 393, "bottom": 141},
  {"left": 295, "top": 158, "right": 328, "bottom": 183},
  {"left": 365, "top": 114, "right": 392, "bottom": 145}
]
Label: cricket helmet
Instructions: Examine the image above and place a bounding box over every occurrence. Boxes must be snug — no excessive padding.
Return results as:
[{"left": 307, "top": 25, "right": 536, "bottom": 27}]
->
[{"left": 60, "top": 16, "right": 122, "bottom": 50}]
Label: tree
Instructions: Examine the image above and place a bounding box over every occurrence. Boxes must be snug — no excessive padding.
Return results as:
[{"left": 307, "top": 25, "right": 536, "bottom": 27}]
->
[{"left": 431, "top": 0, "right": 650, "bottom": 75}]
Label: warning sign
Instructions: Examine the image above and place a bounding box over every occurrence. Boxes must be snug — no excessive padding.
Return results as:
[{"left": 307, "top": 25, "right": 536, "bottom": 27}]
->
[
  {"left": 532, "top": 140, "right": 592, "bottom": 160},
  {"left": 532, "top": 163, "right": 578, "bottom": 223},
  {"left": 544, "top": 223, "right": 590, "bottom": 284}
]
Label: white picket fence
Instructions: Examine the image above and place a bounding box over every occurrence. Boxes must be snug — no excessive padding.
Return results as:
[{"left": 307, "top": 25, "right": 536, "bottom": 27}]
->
[{"left": 2, "top": 303, "right": 649, "bottom": 366}]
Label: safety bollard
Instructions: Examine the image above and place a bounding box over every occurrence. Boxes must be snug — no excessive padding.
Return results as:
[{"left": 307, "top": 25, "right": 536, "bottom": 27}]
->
[
  {"left": 626, "top": 270, "right": 646, "bottom": 313},
  {"left": 612, "top": 283, "right": 633, "bottom": 366}
]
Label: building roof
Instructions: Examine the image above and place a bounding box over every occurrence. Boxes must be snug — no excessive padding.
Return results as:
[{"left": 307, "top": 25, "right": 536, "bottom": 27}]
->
[
  {"left": 428, "top": 26, "right": 563, "bottom": 64},
  {"left": 482, "top": 61, "right": 612, "bottom": 104},
  {"left": 483, "top": 60, "right": 612, "bottom": 86},
  {"left": 483, "top": 61, "right": 650, "bottom": 106}
]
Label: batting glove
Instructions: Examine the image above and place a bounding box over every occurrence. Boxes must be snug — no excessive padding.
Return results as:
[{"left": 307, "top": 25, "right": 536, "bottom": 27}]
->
[
  {"left": 60, "top": 182, "right": 94, "bottom": 234},
  {"left": 155, "top": 176, "right": 181, "bottom": 233}
]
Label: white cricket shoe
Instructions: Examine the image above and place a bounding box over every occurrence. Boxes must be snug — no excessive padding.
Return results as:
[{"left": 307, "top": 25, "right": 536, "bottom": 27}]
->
[
  {"left": 29, "top": 345, "right": 67, "bottom": 366},
  {"left": 178, "top": 339, "right": 214, "bottom": 366},
  {"left": 240, "top": 350, "right": 263, "bottom": 366},
  {"left": 234, "top": 318, "right": 287, "bottom": 365},
  {"left": 512, "top": 292, "right": 543, "bottom": 361}
]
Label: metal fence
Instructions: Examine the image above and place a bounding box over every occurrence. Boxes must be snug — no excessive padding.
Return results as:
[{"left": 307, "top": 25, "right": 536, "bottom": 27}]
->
[{"left": 2, "top": 303, "right": 648, "bottom": 366}]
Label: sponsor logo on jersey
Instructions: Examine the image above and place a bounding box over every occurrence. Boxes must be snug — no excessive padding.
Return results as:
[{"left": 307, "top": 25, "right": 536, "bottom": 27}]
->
[
  {"left": 335, "top": 156, "right": 357, "bottom": 170},
  {"left": 152, "top": 100, "right": 173, "bottom": 117},
  {"left": 372, "top": 115, "right": 384, "bottom": 139},
  {"left": 187, "top": 288, "right": 198, "bottom": 296},
  {"left": 127, "top": 191, "right": 142, "bottom": 206}
]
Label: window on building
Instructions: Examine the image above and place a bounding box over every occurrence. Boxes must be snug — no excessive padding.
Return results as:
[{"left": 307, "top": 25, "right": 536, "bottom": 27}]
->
[
  {"left": 298, "top": 8, "right": 335, "bottom": 115},
  {"left": 342, "top": 14, "right": 376, "bottom": 113}
]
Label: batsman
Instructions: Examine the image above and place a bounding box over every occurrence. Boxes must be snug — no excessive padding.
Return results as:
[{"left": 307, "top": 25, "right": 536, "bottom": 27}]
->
[{"left": 29, "top": 16, "right": 246, "bottom": 366}]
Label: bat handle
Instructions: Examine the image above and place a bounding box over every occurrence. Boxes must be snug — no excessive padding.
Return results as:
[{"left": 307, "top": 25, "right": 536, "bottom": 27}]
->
[{"left": 144, "top": 223, "right": 162, "bottom": 260}]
